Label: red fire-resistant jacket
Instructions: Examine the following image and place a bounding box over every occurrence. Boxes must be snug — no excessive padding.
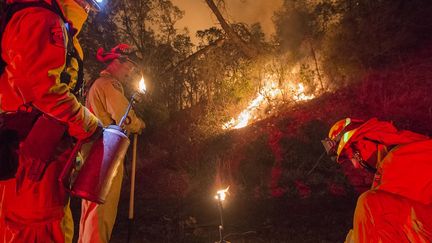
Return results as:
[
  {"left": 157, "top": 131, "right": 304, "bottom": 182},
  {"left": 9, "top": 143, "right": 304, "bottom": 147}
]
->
[
  {"left": 342, "top": 118, "right": 432, "bottom": 242},
  {"left": 0, "top": 0, "right": 98, "bottom": 140},
  {"left": 0, "top": 1, "right": 98, "bottom": 242}
]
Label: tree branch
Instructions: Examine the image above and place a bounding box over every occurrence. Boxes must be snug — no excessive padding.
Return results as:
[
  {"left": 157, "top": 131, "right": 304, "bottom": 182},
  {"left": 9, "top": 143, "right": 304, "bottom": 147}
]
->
[{"left": 204, "top": 0, "right": 258, "bottom": 59}]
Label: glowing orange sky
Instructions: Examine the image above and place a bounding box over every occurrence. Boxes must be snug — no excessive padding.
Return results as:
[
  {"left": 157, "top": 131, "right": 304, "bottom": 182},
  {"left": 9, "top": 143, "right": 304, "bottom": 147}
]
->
[{"left": 171, "top": 0, "right": 283, "bottom": 45}]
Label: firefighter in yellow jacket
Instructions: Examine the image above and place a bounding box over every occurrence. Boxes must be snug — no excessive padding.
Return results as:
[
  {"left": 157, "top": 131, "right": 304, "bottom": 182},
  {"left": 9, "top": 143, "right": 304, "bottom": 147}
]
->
[
  {"left": 0, "top": 0, "right": 102, "bottom": 242},
  {"left": 79, "top": 44, "right": 145, "bottom": 243}
]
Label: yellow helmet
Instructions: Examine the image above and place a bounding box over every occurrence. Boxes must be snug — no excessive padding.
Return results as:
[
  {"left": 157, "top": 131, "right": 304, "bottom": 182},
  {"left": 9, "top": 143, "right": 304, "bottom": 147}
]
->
[{"left": 322, "top": 118, "right": 364, "bottom": 160}]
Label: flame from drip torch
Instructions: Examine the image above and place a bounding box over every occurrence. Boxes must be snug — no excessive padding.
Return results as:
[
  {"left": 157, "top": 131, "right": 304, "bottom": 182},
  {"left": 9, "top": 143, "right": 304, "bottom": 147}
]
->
[
  {"left": 223, "top": 81, "right": 315, "bottom": 130},
  {"left": 215, "top": 186, "right": 230, "bottom": 201},
  {"left": 138, "top": 76, "right": 146, "bottom": 93}
]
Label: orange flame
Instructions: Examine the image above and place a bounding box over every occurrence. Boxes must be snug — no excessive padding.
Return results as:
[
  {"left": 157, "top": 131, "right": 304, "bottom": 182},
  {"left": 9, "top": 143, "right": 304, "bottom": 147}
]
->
[
  {"left": 223, "top": 78, "right": 315, "bottom": 130},
  {"left": 215, "top": 186, "right": 230, "bottom": 201},
  {"left": 290, "top": 83, "right": 314, "bottom": 101},
  {"left": 138, "top": 76, "right": 146, "bottom": 93}
]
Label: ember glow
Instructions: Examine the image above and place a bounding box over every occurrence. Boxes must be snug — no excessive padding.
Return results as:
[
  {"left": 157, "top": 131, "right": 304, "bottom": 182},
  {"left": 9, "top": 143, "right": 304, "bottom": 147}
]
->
[
  {"left": 214, "top": 186, "right": 230, "bottom": 201},
  {"left": 223, "top": 78, "right": 315, "bottom": 130},
  {"left": 290, "top": 83, "right": 315, "bottom": 101},
  {"left": 138, "top": 76, "right": 146, "bottom": 93}
]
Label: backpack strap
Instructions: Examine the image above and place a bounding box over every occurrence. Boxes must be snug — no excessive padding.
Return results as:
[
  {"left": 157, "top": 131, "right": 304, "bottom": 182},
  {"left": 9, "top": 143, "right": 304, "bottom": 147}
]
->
[
  {"left": 0, "top": 0, "right": 67, "bottom": 74},
  {"left": 49, "top": 0, "right": 85, "bottom": 97},
  {"left": 0, "top": 0, "right": 84, "bottom": 97}
]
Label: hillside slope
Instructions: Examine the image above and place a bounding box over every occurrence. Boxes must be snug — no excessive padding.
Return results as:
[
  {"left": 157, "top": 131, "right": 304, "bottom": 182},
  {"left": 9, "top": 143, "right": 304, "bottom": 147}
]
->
[{"left": 105, "top": 45, "right": 432, "bottom": 243}]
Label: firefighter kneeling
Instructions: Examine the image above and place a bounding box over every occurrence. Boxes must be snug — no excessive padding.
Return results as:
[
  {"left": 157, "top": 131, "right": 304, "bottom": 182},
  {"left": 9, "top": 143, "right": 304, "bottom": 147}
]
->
[{"left": 323, "top": 118, "right": 432, "bottom": 243}]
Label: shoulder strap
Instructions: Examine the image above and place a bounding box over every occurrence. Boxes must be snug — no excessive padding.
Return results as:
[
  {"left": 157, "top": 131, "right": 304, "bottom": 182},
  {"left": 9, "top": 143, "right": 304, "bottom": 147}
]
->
[
  {"left": 49, "top": 0, "right": 85, "bottom": 97},
  {"left": 0, "top": 1, "right": 67, "bottom": 74},
  {"left": 0, "top": 0, "right": 84, "bottom": 97}
]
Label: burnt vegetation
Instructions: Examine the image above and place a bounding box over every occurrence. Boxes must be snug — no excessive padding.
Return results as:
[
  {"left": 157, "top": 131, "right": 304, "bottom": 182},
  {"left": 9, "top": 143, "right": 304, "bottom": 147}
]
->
[{"left": 71, "top": 0, "right": 432, "bottom": 242}]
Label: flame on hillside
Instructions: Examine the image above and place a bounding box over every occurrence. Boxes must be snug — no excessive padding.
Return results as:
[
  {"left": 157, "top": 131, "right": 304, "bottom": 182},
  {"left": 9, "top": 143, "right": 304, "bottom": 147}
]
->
[{"left": 223, "top": 78, "right": 315, "bottom": 130}]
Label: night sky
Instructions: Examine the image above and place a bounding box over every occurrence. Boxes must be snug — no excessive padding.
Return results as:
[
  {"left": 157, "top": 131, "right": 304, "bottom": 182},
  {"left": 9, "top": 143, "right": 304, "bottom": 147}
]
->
[{"left": 171, "top": 0, "right": 283, "bottom": 44}]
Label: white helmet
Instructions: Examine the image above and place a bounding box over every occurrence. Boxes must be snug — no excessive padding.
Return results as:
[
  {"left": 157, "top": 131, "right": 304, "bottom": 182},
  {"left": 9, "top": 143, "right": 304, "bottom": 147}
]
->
[
  {"left": 73, "top": 0, "right": 102, "bottom": 12},
  {"left": 85, "top": 0, "right": 102, "bottom": 11}
]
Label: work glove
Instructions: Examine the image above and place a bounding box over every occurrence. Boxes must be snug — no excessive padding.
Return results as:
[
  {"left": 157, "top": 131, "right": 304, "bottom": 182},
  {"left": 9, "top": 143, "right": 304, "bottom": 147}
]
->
[
  {"left": 79, "top": 121, "right": 104, "bottom": 161},
  {"left": 137, "top": 119, "right": 145, "bottom": 135},
  {"left": 58, "top": 121, "right": 104, "bottom": 189}
]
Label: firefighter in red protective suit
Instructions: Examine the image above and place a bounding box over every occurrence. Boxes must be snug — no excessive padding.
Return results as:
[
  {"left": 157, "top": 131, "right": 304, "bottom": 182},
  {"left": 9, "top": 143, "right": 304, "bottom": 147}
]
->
[
  {"left": 0, "top": 0, "right": 102, "bottom": 242},
  {"left": 322, "top": 118, "right": 432, "bottom": 243},
  {"left": 78, "top": 44, "right": 145, "bottom": 243}
]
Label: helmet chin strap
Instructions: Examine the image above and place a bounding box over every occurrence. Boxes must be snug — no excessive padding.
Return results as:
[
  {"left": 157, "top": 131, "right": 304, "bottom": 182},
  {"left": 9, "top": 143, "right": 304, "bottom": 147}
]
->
[{"left": 353, "top": 150, "right": 377, "bottom": 174}]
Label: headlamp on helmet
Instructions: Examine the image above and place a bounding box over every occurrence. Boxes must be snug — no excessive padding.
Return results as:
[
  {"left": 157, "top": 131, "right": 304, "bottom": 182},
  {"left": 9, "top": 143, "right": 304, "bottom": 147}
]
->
[
  {"left": 87, "top": 0, "right": 102, "bottom": 11},
  {"left": 322, "top": 118, "right": 364, "bottom": 162},
  {"left": 74, "top": 0, "right": 102, "bottom": 12},
  {"left": 322, "top": 138, "right": 338, "bottom": 157}
]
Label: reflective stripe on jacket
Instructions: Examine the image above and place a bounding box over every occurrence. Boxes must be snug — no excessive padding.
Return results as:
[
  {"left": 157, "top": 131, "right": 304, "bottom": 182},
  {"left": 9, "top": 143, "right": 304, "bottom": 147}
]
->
[
  {"left": 0, "top": 6, "right": 98, "bottom": 140},
  {"left": 86, "top": 71, "right": 145, "bottom": 133}
]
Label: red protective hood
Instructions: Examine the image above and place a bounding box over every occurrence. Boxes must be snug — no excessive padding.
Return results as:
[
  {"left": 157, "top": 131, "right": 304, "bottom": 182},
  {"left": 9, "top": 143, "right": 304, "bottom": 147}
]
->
[
  {"left": 376, "top": 139, "right": 432, "bottom": 204},
  {"left": 344, "top": 118, "right": 432, "bottom": 204},
  {"left": 338, "top": 118, "right": 429, "bottom": 157}
]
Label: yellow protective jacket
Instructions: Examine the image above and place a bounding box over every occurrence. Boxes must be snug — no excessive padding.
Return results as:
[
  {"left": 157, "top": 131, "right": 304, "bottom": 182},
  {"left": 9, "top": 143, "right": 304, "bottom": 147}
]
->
[
  {"left": 79, "top": 70, "right": 144, "bottom": 243},
  {"left": 85, "top": 70, "right": 145, "bottom": 133}
]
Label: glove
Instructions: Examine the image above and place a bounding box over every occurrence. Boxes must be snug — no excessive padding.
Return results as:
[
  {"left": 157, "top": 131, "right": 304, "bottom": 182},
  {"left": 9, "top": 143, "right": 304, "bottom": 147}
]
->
[
  {"left": 82, "top": 120, "right": 104, "bottom": 142},
  {"left": 58, "top": 121, "right": 104, "bottom": 189},
  {"left": 137, "top": 118, "right": 145, "bottom": 135},
  {"left": 79, "top": 121, "right": 104, "bottom": 161}
]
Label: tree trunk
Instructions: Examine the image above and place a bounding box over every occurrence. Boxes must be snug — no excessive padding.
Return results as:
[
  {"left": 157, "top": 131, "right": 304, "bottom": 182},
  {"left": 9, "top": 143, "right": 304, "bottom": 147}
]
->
[
  {"left": 310, "top": 42, "right": 324, "bottom": 91},
  {"left": 204, "top": 0, "right": 258, "bottom": 59},
  {"left": 161, "top": 38, "right": 225, "bottom": 78}
]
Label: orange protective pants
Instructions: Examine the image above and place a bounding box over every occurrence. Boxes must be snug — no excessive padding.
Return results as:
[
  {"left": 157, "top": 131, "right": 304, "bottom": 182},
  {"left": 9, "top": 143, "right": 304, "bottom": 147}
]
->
[
  {"left": 0, "top": 140, "right": 74, "bottom": 243},
  {"left": 347, "top": 190, "right": 432, "bottom": 243}
]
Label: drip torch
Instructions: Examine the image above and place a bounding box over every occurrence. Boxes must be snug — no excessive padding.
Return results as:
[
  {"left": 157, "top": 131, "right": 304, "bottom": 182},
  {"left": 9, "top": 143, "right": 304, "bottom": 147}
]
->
[{"left": 59, "top": 75, "right": 146, "bottom": 204}]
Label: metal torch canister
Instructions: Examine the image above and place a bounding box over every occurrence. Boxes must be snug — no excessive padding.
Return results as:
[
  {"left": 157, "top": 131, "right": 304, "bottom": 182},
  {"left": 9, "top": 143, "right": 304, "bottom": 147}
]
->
[{"left": 71, "top": 125, "right": 130, "bottom": 204}]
